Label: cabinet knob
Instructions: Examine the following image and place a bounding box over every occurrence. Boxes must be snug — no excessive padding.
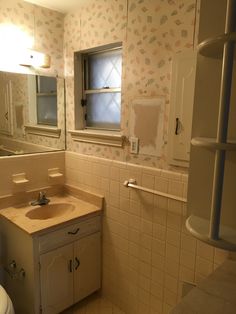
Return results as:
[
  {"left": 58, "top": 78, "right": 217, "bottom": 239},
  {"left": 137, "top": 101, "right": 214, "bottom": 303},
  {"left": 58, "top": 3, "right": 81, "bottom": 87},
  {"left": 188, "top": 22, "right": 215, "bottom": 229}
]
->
[{"left": 68, "top": 228, "right": 80, "bottom": 235}]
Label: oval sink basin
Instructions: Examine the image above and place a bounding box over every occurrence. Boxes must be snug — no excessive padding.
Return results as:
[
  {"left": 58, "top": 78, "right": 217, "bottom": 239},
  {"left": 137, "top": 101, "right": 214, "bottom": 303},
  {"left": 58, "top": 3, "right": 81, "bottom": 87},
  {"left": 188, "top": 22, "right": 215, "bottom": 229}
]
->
[{"left": 26, "top": 203, "right": 75, "bottom": 220}]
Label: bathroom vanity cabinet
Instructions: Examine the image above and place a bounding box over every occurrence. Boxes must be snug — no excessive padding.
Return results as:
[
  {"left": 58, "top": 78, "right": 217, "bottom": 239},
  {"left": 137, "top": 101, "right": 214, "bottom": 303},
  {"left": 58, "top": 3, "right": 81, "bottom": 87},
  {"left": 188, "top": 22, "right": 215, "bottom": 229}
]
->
[
  {"left": 0, "top": 212, "right": 101, "bottom": 314},
  {"left": 39, "top": 216, "right": 101, "bottom": 314}
]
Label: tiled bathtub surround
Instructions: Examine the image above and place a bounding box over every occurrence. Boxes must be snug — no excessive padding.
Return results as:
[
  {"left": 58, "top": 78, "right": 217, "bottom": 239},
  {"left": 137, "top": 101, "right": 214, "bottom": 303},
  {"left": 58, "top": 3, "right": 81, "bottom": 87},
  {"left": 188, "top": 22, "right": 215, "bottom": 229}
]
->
[{"left": 65, "top": 151, "right": 229, "bottom": 314}]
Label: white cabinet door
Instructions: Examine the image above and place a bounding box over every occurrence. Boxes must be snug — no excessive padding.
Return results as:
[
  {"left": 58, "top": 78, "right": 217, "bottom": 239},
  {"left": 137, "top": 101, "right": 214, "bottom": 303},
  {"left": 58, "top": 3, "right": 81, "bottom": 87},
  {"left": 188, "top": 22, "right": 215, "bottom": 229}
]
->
[
  {"left": 168, "top": 51, "right": 197, "bottom": 166},
  {"left": 40, "top": 243, "right": 74, "bottom": 314},
  {"left": 0, "top": 74, "right": 13, "bottom": 136},
  {"left": 74, "top": 232, "right": 101, "bottom": 303}
]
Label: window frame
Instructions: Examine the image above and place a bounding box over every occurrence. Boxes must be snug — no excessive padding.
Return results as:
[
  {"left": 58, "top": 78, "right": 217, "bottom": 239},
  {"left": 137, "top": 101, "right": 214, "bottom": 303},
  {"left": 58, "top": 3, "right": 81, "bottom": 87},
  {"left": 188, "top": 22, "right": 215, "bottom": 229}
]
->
[
  {"left": 36, "top": 75, "right": 58, "bottom": 127},
  {"left": 74, "top": 42, "right": 123, "bottom": 132}
]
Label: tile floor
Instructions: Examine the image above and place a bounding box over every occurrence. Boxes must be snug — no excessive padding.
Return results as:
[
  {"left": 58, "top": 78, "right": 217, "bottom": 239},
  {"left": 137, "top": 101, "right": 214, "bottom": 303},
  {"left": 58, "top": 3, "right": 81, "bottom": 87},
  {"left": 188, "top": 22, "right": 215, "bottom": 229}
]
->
[{"left": 61, "top": 293, "right": 126, "bottom": 314}]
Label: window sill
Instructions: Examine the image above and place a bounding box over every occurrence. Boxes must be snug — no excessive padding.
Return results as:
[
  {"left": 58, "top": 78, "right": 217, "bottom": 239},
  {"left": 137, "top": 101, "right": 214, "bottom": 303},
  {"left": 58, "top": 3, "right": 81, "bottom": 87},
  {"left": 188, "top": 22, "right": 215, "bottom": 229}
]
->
[
  {"left": 24, "top": 125, "right": 61, "bottom": 138},
  {"left": 68, "top": 129, "right": 125, "bottom": 147}
]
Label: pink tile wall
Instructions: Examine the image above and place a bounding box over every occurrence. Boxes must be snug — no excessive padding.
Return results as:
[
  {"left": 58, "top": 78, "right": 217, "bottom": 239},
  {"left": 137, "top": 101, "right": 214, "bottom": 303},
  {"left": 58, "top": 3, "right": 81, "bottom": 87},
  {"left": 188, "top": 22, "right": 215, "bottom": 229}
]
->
[{"left": 65, "top": 151, "right": 229, "bottom": 314}]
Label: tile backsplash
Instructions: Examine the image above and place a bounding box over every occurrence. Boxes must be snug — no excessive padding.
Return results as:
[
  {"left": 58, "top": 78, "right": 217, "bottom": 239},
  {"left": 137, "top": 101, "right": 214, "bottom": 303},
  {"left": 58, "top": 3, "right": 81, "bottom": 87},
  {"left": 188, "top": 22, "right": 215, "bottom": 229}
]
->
[
  {"left": 65, "top": 151, "right": 229, "bottom": 314},
  {"left": 0, "top": 151, "right": 64, "bottom": 198}
]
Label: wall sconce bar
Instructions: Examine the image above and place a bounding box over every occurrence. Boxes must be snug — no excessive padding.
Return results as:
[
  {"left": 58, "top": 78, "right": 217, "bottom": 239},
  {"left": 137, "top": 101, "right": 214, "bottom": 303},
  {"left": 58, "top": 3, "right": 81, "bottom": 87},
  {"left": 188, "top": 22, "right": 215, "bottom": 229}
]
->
[{"left": 19, "top": 49, "right": 51, "bottom": 68}]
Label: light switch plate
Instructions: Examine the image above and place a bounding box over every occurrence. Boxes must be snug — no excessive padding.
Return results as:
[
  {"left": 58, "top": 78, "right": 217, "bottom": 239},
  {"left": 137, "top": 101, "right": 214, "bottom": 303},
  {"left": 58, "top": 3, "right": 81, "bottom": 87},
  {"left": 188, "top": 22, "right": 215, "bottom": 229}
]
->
[{"left": 130, "top": 137, "right": 139, "bottom": 154}]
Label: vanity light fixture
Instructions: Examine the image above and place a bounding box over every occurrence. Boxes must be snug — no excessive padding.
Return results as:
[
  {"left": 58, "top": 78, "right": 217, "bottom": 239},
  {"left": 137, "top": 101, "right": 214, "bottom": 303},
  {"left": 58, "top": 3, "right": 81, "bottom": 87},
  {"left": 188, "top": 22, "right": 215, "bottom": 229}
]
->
[{"left": 19, "top": 49, "right": 51, "bottom": 68}]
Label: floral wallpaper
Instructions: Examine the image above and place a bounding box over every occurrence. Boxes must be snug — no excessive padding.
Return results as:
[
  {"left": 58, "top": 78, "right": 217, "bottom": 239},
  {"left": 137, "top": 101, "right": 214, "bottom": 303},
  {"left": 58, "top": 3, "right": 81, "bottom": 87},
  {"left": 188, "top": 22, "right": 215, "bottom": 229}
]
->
[
  {"left": 34, "top": 4, "right": 64, "bottom": 76},
  {"left": 0, "top": 0, "right": 64, "bottom": 76},
  {"left": 0, "top": 0, "right": 65, "bottom": 151},
  {"left": 0, "top": 0, "right": 197, "bottom": 167},
  {"left": 64, "top": 0, "right": 198, "bottom": 169}
]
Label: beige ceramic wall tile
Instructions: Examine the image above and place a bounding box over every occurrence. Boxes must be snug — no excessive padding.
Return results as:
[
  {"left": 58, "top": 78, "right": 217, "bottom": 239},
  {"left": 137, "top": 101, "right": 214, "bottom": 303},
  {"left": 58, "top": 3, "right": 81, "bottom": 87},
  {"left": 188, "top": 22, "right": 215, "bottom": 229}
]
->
[
  {"left": 64, "top": 149, "right": 230, "bottom": 314},
  {"left": 142, "top": 173, "right": 155, "bottom": 189},
  {"left": 197, "top": 240, "right": 214, "bottom": 261},
  {"left": 213, "top": 248, "right": 229, "bottom": 265},
  {"left": 181, "top": 233, "right": 197, "bottom": 254},
  {"left": 179, "top": 265, "right": 195, "bottom": 283},
  {"left": 0, "top": 151, "right": 65, "bottom": 197},
  {"left": 166, "top": 228, "right": 181, "bottom": 247},
  {"left": 195, "top": 256, "right": 214, "bottom": 278},
  {"left": 152, "top": 252, "right": 165, "bottom": 271},
  {"left": 180, "top": 249, "right": 196, "bottom": 270},
  {"left": 153, "top": 223, "right": 166, "bottom": 241}
]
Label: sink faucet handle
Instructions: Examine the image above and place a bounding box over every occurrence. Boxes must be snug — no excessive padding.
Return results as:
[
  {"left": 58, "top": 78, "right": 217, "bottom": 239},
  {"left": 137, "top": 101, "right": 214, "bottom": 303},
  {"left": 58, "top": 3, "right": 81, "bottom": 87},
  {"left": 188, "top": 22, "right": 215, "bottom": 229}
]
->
[
  {"left": 31, "top": 191, "right": 50, "bottom": 206},
  {"left": 39, "top": 191, "right": 46, "bottom": 199}
]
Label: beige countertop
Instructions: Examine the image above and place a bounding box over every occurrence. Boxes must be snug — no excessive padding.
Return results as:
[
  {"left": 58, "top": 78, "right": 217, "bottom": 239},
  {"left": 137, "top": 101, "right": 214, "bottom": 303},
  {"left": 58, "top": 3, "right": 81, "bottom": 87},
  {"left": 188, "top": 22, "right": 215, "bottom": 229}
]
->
[
  {"left": 0, "top": 193, "right": 103, "bottom": 235},
  {"left": 171, "top": 259, "right": 236, "bottom": 314}
]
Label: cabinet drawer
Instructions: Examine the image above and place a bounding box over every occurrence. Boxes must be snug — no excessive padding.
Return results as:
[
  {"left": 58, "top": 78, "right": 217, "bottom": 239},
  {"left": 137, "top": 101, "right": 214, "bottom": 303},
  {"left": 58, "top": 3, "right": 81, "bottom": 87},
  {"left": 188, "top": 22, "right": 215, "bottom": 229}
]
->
[{"left": 38, "top": 215, "right": 101, "bottom": 253}]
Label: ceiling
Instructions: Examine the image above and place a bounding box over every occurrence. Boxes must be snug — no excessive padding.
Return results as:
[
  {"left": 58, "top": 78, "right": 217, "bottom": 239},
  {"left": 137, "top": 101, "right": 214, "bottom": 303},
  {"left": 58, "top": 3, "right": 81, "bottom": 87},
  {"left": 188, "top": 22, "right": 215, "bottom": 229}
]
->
[{"left": 24, "top": 0, "right": 88, "bottom": 13}]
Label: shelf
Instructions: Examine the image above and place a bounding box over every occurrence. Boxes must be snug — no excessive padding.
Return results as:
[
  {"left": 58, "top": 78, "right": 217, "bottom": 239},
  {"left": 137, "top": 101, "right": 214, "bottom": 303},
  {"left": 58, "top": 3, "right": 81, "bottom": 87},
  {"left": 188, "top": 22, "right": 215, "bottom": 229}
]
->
[
  {"left": 191, "top": 137, "right": 236, "bottom": 150},
  {"left": 198, "top": 32, "right": 236, "bottom": 59},
  {"left": 186, "top": 215, "right": 236, "bottom": 251},
  {"left": 48, "top": 168, "right": 64, "bottom": 180},
  {"left": 12, "top": 173, "right": 29, "bottom": 185}
]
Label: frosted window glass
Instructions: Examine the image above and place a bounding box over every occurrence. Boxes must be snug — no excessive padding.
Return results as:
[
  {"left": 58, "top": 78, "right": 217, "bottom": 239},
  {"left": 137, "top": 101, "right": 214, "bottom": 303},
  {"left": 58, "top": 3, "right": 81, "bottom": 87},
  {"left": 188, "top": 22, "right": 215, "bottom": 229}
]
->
[
  {"left": 37, "top": 96, "right": 57, "bottom": 126},
  {"left": 86, "top": 93, "right": 121, "bottom": 129},
  {"left": 37, "top": 76, "right": 57, "bottom": 93},
  {"left": 88, "top": 49, "right": 122, "bottom": 89}
]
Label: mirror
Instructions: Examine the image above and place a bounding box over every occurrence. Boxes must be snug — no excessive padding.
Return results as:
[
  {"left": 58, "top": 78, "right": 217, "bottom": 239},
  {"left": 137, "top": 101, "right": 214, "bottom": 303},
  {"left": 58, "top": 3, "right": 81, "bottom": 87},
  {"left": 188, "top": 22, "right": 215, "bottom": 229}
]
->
[{"left": 0, "top": 70, "right": 65, "bottom": 157}]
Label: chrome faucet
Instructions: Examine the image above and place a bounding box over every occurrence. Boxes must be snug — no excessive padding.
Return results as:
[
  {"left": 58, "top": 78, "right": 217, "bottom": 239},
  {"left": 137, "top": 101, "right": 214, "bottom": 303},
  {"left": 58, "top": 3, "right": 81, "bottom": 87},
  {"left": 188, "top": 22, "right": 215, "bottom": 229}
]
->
[{"left": 30, "top": 191, "right": 50, "bottom": 206}]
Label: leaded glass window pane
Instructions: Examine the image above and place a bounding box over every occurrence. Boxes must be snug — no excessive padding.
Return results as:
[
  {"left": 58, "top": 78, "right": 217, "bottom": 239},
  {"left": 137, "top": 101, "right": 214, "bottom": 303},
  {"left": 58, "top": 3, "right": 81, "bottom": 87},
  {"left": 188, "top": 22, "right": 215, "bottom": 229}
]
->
[
  {"left": 86, "top": 92, "right": 121, "bottom": 129},
  {"left": 37, "top": 76, "right": 57, "bottom": 93},
  {"left": 36, "top": 76, "right": 57, "bottom": 126},
  {"left": 87, "top": 49, "right": 122, "bottom": 89},
  {"left": 82, "top": 46, "right": 122, "bottom": 130},
  {"left": 37, "top": 96, "right": 57, "bottom": 126}
]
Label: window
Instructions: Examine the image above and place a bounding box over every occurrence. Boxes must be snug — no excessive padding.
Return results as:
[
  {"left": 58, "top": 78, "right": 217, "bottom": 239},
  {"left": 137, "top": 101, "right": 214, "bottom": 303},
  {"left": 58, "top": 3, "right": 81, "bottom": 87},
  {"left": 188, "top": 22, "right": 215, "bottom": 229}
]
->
[
  {"left": 81, "top": 45, "right": 122, "bottom": 130},
  {"left": 36, "top": 76, "right": 57, "bottom": 126}
]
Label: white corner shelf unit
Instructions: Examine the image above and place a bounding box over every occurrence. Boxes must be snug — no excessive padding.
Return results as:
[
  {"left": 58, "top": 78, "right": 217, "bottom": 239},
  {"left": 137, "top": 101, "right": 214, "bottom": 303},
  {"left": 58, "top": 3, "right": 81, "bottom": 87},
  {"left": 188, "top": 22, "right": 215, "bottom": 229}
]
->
[
  {"left": 198, "top": 33, "right": 236, "bottom": 59},
  {"left": 191, "top": 137, "right": 236, "bottom": 150},
  {"left": 186, "top": 0, "right": 236, "bottom": 251}
]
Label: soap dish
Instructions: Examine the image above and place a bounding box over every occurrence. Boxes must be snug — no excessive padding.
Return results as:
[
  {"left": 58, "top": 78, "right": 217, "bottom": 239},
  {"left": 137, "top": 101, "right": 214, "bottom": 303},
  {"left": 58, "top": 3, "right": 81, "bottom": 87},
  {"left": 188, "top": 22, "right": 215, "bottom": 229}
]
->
[
  {"left": 12, "top": 173, "right": 29, "bottom": 185},
  {"left": 48, "top": 168, "right": 64, "bottom": 179}
]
